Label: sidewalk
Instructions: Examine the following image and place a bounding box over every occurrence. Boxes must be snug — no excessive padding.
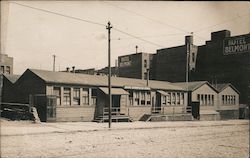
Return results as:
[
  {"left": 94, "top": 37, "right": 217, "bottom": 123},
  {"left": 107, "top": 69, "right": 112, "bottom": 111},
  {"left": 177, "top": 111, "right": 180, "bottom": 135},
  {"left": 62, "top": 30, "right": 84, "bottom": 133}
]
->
[{"left": 1, "top": 119, "right": 249, "bottom": 136}]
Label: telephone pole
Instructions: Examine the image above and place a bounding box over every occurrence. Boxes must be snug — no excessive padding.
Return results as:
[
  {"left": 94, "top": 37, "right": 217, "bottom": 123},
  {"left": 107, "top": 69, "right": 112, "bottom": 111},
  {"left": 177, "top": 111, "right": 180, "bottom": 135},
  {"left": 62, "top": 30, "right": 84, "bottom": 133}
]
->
[
  {"left": 53, "top": 54, "right": 56, "bottom": 72},
  {"left": 106, "top": 21, "right": 112, "bottom": 128}
]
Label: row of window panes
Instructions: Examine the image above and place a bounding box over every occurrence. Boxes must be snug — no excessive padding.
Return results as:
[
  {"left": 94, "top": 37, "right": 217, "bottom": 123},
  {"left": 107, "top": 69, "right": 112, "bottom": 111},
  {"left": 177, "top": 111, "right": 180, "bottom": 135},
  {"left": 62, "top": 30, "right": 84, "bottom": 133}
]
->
[
  {"left": 133, "top": 91, "right": 151, "bottom": 106},
  {"left": 0, "top": 66, "right": 11, "bottom": 74},
  {"left": 162, "top": 92, "right": 184, "bottom": 106},
  {"left": 222, "top": 95, "right": 236, "bottom": 105},
  {"left": 197, "top": 94, "right": 214, "bottom": 106},
  {"left": 53, "top": 87, "right": 96, "bottom": 106}
]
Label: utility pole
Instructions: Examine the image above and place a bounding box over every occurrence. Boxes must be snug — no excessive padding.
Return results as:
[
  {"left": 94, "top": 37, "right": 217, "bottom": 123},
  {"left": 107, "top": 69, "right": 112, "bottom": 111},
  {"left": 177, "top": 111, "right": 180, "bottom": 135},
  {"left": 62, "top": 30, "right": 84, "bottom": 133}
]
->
[
  {"left": 53, "top": 54, "right": 56, "bottom": 72},
  {"left": 106, "top": 21, "right": 112, "bottom": 128}
]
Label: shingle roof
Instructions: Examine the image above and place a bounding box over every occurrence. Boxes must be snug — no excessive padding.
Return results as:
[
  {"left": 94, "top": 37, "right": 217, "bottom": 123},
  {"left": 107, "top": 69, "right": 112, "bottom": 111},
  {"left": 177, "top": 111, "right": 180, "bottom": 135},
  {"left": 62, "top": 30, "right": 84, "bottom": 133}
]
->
[
  {"left": 172, "top": 81, "right": 217, "bottom": 92},
  {"left": 4, "top": 74, "right": 21, "bottom": 83},
  {"left": 212, "top": 83, "right": 240, "bottom": 94},
  {"left": 28, "top": 69, "right": 184, "bottom": 91}
]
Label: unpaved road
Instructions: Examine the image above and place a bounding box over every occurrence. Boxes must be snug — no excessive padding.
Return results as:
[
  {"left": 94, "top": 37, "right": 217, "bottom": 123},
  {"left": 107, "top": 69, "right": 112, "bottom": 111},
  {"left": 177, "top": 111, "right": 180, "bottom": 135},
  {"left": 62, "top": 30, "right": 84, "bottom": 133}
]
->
[{"left": 0, "top": 120, "right": 249, "bottom": 158}]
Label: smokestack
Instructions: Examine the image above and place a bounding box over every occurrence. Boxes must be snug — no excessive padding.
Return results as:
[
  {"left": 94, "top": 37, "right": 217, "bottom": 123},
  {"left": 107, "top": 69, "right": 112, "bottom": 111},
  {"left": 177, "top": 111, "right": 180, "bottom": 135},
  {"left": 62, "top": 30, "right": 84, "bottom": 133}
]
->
[
  {"left": 135, "top": 45, "right": 138, "bottom": 54},
  {"left": 185, "top": 34, "right": 193, "bottom": 46}
]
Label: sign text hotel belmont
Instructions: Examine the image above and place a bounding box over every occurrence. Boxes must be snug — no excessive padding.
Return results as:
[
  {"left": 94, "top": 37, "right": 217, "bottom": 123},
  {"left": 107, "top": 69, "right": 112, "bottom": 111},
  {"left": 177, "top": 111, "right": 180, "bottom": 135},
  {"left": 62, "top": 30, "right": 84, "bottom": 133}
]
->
[{"left": 223, "top": 34, "right": 250, "bottom": 55}]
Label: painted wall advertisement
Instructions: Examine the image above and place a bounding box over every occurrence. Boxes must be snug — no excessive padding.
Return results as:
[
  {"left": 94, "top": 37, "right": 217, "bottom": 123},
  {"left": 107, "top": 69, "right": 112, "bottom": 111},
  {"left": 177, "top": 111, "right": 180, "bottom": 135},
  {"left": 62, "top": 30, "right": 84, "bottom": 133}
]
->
[{"left": 223, "top": 34, "right": 250, "bottom": 55}]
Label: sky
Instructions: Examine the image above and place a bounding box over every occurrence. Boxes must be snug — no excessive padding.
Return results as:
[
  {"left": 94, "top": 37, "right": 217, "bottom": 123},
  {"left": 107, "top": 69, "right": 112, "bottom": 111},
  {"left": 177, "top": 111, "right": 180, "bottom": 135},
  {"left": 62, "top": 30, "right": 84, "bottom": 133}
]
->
[{"left": 1, "top": 1, "right": 250, "bottom": 75}]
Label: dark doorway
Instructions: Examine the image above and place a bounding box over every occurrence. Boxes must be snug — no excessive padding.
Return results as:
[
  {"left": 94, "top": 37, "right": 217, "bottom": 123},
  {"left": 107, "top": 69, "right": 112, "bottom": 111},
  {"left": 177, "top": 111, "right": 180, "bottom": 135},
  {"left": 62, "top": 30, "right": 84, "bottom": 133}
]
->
[{"left": 112, "top": 95, "right": 121, "bottom": 108}]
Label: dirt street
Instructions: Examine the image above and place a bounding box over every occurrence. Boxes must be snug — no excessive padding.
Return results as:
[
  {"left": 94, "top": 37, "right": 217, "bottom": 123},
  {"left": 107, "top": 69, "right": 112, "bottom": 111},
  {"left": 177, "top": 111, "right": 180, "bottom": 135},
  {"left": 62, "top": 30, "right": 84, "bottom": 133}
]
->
[{"left": 0, "top": 120, "right": 249, "bottom": 158}]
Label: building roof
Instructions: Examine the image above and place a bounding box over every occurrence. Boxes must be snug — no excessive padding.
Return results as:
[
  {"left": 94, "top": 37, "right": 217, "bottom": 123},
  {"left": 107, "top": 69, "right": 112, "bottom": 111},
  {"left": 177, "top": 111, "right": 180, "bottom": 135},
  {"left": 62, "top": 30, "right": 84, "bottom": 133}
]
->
[
  {"left": 3, "top": 74, "right": 21, "bottom": 83},
  {"left": 28, "top": 69, "right": 184, "bottom": 91},
  {"left": 172, "top": 81, "right": 218, "bottom": 92},
  {"left": 212, "top": 83, "right": 240, "bottom": 94}
]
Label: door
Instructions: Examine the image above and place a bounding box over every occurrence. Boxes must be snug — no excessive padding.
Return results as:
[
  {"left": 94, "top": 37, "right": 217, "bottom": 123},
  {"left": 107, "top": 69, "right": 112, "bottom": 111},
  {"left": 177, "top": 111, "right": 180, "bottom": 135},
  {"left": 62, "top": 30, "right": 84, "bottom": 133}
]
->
[{"left": 46, "top": 96, "right": 56, "bottom": 121}]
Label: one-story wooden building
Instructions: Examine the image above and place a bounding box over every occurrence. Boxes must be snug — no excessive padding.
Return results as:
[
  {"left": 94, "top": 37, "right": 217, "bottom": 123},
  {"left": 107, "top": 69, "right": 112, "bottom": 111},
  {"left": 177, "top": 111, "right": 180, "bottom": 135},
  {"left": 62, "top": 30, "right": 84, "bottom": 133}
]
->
[
  {"left": 173, "top": 81, "right": 240, "bottom": 120},
  {"left": 213, "top": 83, "right": 240, "bottom": 119},
  {"left": 173, "top": 81, "right": 220, "bottom": 120},
  {"left": 4, "top": 69, "right": 190, "bottom": 122}
]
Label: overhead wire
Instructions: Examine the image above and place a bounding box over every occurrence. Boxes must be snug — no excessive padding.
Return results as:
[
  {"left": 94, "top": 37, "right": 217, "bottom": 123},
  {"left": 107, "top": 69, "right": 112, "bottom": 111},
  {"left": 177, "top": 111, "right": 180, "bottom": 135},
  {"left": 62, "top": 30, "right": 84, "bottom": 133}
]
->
[
  {"left": 11, "top": 1, "right": 164, "bottom": 48},
  {"left": 113, "top": 28, "right": 164, "bottom": 47},
  {"left": 104, "top": 2, "right": 208, "bottom": 41},
  {"left": 10, "top": 2, "right": 106, "bottom": 27}
]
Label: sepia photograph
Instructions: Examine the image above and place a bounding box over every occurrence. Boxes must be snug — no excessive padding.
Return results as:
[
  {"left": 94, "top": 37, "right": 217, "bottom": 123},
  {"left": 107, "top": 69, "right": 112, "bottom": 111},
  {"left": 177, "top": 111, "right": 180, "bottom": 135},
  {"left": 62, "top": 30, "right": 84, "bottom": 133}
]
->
[{"left": 0, "top": 1, "right": 249, "bottom": 158}]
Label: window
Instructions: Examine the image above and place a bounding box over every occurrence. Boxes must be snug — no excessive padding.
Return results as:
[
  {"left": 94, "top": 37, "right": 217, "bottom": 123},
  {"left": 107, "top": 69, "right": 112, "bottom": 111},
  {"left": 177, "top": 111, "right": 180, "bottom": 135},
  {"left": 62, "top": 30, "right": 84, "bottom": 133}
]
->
[
  {"left": 197, "top": 94, "right": 200, "bottom": 101},
  {"left": 134, "top": 91, "right": 140, "bottom": 106},
  {"left": 1, "top": 66, "right": 4, "bottom": 73},
  {"left": 172, "top": 93, "right": 176, "bottom": 105},
  {"left": 53, "top": 87, "right": 61, "bottom": 105},
  {"left": 211, "top": 95, "right": 214, "bottom": 105},
  {"left": 63, "top": 88, "right": 71, "bottom": 105},
  {"left": 208, "top": 95, "right": 211, "bottom": 105},
  {"left": 230, "top": 95, "right": 233, "bottom": 105},
  {"left": 73, "top": 88, "right": 80, "bottom": 105},
  {"left": 222, "top": 95, "right": 225, "bottom": 104},
  {"left": 162, "top": 96, "right": 166, "bottom": 105},
  {"left": 129, "top": 91, "right": 133, "bottom": 106},
  {"left": 180, "top": 93, "right": 184, "bottom": 105},
  {"left": 176, "top": 93, "right": 180, "bottom": 105},
  {"left": 201, "top": 94, "right": 204, "bottom": 105},
  {"left": 144, "top": 59, "right": 147, "bottom": 68},
  {"left": 6, "top": 66, "right": 10, "bottom": 74},
  {"left": 192, "top": 53, "right": 195, "bottom": 62},
  {"left": 91, "top": 89, "right": 97, "bottom": 105},
  {"left": 146, "top": 92, "right": 151, "bottom": 105},
  {"left": 82, "top": 88, "right": 89, "bottom": 105},
  {"left": 233, "top": 96, "right": 236, "bottom": 105},
  {"left": 204, "top": 95, "right": 208, "bottom": 105},
  {"left": 141, "top": 92, "right": 146, "bottom": 105},
  {"left": 166, "top": 93, "right": 171, "bottom": 105}
]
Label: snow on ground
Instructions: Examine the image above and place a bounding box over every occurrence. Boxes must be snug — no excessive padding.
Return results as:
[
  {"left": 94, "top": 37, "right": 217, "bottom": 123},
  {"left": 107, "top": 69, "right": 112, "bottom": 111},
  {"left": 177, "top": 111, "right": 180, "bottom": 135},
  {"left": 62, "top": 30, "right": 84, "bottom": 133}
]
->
[{"left": 0, "top": 119, "right": 249, "bottom": 158}]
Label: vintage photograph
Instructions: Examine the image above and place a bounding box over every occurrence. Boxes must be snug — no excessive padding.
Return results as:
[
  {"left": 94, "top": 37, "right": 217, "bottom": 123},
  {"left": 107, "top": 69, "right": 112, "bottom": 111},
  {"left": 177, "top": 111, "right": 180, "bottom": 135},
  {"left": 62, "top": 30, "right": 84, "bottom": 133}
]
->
[{"left": 0, "top": 1, "right": 249, "bottom": 158}]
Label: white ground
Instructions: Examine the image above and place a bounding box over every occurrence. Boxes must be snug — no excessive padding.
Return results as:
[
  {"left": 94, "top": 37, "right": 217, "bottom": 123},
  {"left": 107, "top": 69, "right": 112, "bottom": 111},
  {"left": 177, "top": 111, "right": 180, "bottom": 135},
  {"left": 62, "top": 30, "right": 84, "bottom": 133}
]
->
[{"left": 0, "top": 119, "right": 249, "bottom": 158}]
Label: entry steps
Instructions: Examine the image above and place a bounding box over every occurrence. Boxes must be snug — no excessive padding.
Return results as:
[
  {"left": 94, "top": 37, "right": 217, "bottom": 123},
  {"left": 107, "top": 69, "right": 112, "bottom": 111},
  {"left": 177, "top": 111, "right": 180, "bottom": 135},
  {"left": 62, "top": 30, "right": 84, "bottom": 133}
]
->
[
  {"left": 139, "top": 114, "right": 193, "bottom": 122},
  {"left": 94, "top": 114, "right": 133, "bottom": 123}
]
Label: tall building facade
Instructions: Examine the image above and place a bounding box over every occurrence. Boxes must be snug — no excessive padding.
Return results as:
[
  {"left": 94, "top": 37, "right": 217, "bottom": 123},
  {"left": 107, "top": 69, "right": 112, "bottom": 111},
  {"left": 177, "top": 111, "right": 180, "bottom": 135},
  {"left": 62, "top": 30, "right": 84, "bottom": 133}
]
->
[
  {"left": 152, "top": 35, "right": 198, "bottom": 82},
  {"left": 0, "top": 54, "right": 13, "bottom": 75},
  {"left": 195, "top": 30, "right": 250, "bottom": 104},
  {"left": 118, "top": 52, "right": 153, "bottom": 80}
]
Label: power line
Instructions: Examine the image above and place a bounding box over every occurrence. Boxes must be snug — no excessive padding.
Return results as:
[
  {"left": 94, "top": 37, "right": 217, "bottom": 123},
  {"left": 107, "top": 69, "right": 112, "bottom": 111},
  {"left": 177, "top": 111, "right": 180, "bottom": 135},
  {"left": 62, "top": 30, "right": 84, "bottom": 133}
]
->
[
  {"left": 104, "top": 2, "right": 191, "bottom": 34},
  {"left": 112, "top": 32, "right": 185, "bottom": 40},
  {"left": 113, "top": 28, "right": 164, "bottom": 47},
  {"left": 11, "top": 2, "right": 164, "bottom": 48},
  {"left": 10, "top": 2, "right": 106, "bottom": 27}
]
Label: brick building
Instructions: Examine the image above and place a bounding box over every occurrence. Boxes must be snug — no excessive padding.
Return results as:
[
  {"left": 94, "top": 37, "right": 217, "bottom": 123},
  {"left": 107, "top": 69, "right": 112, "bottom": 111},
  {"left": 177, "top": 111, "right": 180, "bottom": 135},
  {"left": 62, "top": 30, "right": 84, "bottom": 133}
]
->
[
  {"left": 118, "top": 52, "right": 153, "bottom": 80},
  {"left": 195, "top": 30, "right": 250, "bottom": 104},
  {"left": 0, "top": 54, "right": 13, "bottom": 75},
  {"left": 152, "top": 35, "right": 198, "bottom": 82}
]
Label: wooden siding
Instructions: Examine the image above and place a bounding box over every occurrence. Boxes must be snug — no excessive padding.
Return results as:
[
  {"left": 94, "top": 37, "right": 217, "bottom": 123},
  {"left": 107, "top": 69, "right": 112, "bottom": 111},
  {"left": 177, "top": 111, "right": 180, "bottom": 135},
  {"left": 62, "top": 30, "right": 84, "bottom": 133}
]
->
[
  {"left": 56, "top": 106, "right": 95, "bottom": 122},
  {"left": 218, "top": 86, "right": 239, "bottom": 110},
  {"left": 192, "top": 84, "right": 218, "bottom": 110},
  {"left": 128, "top": 106, "right": 151, "bottom": 121}
]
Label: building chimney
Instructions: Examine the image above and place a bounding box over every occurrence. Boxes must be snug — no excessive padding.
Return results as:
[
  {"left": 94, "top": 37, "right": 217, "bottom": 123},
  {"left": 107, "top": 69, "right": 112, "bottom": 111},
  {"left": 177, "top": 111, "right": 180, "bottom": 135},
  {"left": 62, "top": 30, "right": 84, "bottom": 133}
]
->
[
  {"left": 185, "top": 35, "right": 193, "bottom": 46},
  {"left": 66, "top": 67, "right": 70, "bottom": 72},
  {"left": 72, "top": 66, "right": 75, "bottom": 73},
  {"left": 136, "top": 45, "right": 138, "bottom": 53}
]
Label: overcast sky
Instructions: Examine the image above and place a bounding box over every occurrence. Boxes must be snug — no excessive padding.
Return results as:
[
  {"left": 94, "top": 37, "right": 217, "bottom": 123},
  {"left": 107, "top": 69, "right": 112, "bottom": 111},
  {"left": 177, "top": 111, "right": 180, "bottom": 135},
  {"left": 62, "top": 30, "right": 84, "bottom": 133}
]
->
[{"left": 1, "top": 1, "right": 250, "bottom": 74}]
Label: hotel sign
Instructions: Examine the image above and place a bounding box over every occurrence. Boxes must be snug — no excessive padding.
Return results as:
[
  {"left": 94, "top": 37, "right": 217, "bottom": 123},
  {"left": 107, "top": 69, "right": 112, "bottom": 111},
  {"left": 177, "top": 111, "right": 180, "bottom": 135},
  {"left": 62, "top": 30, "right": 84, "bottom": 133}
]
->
[
  {"left": 223, "top": 34, "right": 250, "bottom": 55},
  {"left": 119, "top": 56, "right": 131, "bottom": 67}
]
